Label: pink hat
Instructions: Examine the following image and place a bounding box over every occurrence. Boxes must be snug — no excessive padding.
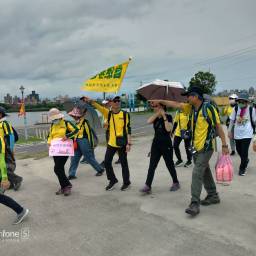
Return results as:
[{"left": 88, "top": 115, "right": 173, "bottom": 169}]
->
[
  {"left": 68, "top": 107, "right": 83, "bottom": 117},
  {"left": 48, "top": 108, "right": 64, "bottom": 121}
]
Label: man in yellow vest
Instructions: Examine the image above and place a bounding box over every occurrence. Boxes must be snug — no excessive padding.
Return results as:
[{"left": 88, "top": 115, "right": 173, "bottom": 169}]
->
[
  {"left": 83, "top": 96, "right": 132, "bottom": 191},
  {"left": 151, "top": 86, "right": 229, "bottom": 216}
]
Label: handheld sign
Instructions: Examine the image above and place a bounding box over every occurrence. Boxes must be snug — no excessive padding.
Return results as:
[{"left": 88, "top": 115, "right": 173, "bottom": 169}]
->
[{"left": 49, "top": 139, "right": 74, "bottom": 156}]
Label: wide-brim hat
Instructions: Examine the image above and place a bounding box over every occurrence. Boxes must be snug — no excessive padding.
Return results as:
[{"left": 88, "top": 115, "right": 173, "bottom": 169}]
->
[
  {"left": 68, "top": 107, "right": 83, "bottom": 117},
  {"left": 236, "top": 93, "right": 250, "bottom": 102},
  {"left": 48, "top": 108, "right": 64, "bottom": 121},
  {"left": 0, "top": 106, "right": 8, "bottom": 117}
]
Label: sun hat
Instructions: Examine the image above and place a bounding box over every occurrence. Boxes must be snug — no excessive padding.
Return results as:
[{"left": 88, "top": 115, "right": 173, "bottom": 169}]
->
[
  {"left": 48, "top": 108, "right": 64, "bottom": 121},
  {"left": 236, "top": 93, "right": 250, "bottom": 102},
  {"left": 68, "top": 107, "right": 83, "bottom": 117}
]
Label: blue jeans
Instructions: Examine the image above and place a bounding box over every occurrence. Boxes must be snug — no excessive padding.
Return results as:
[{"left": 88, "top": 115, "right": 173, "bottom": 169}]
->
[{"left": 69, "top": 138, "right": 103, "bottom": 177}]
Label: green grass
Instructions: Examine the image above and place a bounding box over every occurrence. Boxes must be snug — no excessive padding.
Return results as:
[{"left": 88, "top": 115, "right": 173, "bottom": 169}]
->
[{"left": 16, "top": 136, "right": 45, "bottom": 145}]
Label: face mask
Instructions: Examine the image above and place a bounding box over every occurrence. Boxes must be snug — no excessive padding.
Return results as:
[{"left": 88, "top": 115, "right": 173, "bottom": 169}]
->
[
  {"left": 52, "top": 119, "right": 61, "bottom": 124},
  {"left": 238, "top": 103, "right": 246, "bottom": 109}
]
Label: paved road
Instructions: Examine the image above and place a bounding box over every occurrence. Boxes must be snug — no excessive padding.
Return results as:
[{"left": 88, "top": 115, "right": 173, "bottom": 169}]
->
[{"left": 1, "top": 133, "right": 256, "bottom": 256}]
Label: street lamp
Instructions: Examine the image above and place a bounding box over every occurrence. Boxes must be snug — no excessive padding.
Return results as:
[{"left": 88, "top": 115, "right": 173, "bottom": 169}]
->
[{"left": 19, "top": 85, "right": 28, "bottom": 140}]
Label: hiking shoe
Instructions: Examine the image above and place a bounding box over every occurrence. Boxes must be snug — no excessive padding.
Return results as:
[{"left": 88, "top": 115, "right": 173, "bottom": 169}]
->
[
  {"left": 115, "top": 159, "right": 121, "bottom": 164},
  {"left": 230, "top": 150, "right": 235, "bottom": 156},
  {"left": 239, "top": 169, "right": 246, "bottom": 176},
  {"left": 201, "top": 194, "right": 220, "bottom": 206},
  {"left": 13, "top": 179, "right": 23, "bottom": 191},
  {"left": 184, "top": 160, "right": 192, "bottom": 168},
  {"left": 63, "top": 186, "right": 72, "bottom": 196},
  {"left": 56, "top": 188, "right": 64, "bottom": 195},
  {"left": 175, "top": 160, "right": 183, "bottom": 167},
  {"left": 139, "top": 185, "right": 151, "bottom": 194},
  {"left": 121, "top": 182, "right": 131, "bottom": 191},
  {"left": 170, "top": 183, "right": 180, "bottom": 192},
  {"left": 185, "top": 202, "right": 200, "bottom": 216},
  {"left": 68, "top": 175, "right": 77, "bottom": 180},
  {"left": 13, "top": 208, "right": 29, "bottom": 225},
  {"left": 105, "top": 180, "right": 118, "bottom": 191}
]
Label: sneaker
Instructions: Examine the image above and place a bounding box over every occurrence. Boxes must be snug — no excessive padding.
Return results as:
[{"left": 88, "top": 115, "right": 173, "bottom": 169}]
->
[
  {"left": 184, "top": 160, "right": 192, "bottom": 168},
  {"left": 201, "top": 194, "right": 220, "bottom": 206},
  {"left": 170, "top": 182, "right": 180, "bottom": 192},
  {"left": 121, "top": 182, "right": 131, "bottom": 191},
  {"left": 13, "top": 179, "right": 23, "bottom": 191},
  {"left": 80, "top": 159, "right": 88, "bottom": 164},
  {"left": 230, "top": 150, "right": 235, "bottom": 156},
  {"left": 13, "top": 208, "right": 29, "bottom": 225},
  {"left": 63, "top": 186, "right": 72, "bottom": 196},
  {"left": 56, "top": 188, "right": 64, "bottom": 195},
  {"left": 105, "top": 180, "right": 118, "bottom": 191},
  {"left": 139, "top": 185, "right": 151, "bottom": 194},
  {"left": 239, "top": 169, "right": 246, "bottom": 176},
  {"left": 68, "top": 175, "right": 77, "bottom": 180},
  {"left": 115, "top": 159, "right": 121, "bottom": 164},
  {"left": 185, "top": 202, "right": 200, "bottom": 216},
  {"left": 175, "top": 160, "right": 183, "bottom": 167},
  {"left": 95, "top": 170, "right": 104, "bottom": 176}
]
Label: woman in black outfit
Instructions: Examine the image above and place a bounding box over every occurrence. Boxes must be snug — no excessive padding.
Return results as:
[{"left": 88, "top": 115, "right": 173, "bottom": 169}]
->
[{"left": 140, "top": 102, "right": 180, "bottom": 194}]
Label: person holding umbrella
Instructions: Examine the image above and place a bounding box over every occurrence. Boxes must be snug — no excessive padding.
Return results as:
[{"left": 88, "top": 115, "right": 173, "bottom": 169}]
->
[
  {"left": 140, "top": 102, "right": 180, "bottom": 194},
  {"left": 150, "top": 86, "right": 229, "bottom": 217}
]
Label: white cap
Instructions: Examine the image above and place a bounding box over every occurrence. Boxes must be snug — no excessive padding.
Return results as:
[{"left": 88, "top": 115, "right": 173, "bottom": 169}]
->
[{"left": 229, "top": 93, "right": 238, "bottom": 99}]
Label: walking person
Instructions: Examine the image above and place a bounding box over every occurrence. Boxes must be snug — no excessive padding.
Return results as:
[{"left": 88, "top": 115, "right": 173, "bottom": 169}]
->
[
  {"left": 172, "top": 110, "right": 192, "bottom": 167},
  {"left": 47, "top": 108, "right": 79, "bottom": 196},
  {"left": 222, "top": 94, "right": 238, "bottom": 155},
  {"left": 84, "top": 96, "right": 132, "bottom": 191},
  {"left": 140, "top": 103, "right": 180, "bottom": 194},
  {"left": 0, "top": 106, "right": 23, "bottom": 190},
  {"left": 0, "top": 136, "right": 29, "bottom": 225},
  {"left": 228, "top": 93, "right": 256, "bottom": 176},
  {"left": 152, "top": 86, "right": 229, "bottom": 216},
  {"left": 68, "top": 107, "right": 104, "bottom": 179}
]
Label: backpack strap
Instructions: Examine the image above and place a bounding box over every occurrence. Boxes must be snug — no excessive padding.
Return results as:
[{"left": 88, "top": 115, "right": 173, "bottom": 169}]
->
[{"left": 249, "top": 106, "right": 256, "bottom": 134}]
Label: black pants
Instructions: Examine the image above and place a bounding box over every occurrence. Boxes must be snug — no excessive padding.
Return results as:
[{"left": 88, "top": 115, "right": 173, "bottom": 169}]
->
[
  {"left": 0, "top": 193, "right": 23, "bottom": 214},
  {"left": 235, "top": 138, "right": 251, "bottom": 171},
  {"left": 53, "top": 156, "right": 71, "bottom": 189},
  {"left": 104, "top": 145, "right": 130, "bottom": 185},
  {"left": 173, "top": 135, "right": 192, "bottom": 162},
  {"left": 146, "top": 137, "right": 179, "bottom": 187}
]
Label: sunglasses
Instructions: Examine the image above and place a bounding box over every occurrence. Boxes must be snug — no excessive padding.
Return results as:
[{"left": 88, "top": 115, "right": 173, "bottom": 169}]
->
[
  {"left": 113, "top": 99, "right": 120, "bottom": 103},
  {"left": 237, "top": 100, "right": 246, "bottom": 104}
]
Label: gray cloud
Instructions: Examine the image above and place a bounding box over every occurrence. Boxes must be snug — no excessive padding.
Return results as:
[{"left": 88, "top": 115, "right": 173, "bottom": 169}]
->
[{"left": 0, "top": 0, "right": 255, "bottom": 99}]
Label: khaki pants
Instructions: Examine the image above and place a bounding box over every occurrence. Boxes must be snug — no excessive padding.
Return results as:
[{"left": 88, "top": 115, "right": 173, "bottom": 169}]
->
[{"left": 191, "top": 150, "right": 217, "bottom": 203}]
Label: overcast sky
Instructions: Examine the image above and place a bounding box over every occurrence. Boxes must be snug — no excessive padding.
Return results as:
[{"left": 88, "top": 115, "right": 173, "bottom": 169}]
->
[{"left": 0, "top": 0, "right": 255, "bottom": 99}]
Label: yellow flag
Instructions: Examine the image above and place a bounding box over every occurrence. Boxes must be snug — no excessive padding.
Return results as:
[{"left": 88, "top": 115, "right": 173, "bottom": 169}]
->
[
  {"left": 18, "top": 101, "right": 26, "bottom": 117},
  {"left": 82, "top": 59, "right": 131, "bottom": 93}
]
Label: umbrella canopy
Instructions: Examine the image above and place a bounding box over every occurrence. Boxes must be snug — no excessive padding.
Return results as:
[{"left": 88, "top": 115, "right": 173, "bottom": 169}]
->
[
  {"left": 137, "top": 79, "right": 187, "bottom": 102},
  {"left": 63, "top": 100, "right": 101, "bottom": 129}
]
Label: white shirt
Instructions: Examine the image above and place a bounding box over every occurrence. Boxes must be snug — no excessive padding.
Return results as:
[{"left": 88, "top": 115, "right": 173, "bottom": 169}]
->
[{"left": 230, "top": 106, "right": 256, "bottom": 139}]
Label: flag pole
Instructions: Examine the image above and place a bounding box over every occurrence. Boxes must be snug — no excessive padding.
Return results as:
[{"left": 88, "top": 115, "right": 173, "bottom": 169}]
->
[{"left": 19, "top": 85, "right": 28, "bottom": 140}]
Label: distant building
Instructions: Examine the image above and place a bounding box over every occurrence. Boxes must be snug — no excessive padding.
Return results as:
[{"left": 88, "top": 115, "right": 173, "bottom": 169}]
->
[
  {"left": 4, "top": 93, "right": 13, "bottom": 104},
  {"left": 27, "top": 90, "right": 40, "bottom": 104}
]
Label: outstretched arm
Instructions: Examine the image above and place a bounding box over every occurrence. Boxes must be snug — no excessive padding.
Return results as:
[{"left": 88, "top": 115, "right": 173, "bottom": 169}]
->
[{"left": 149, "top": 100, "right": 183, "bottom": 110}]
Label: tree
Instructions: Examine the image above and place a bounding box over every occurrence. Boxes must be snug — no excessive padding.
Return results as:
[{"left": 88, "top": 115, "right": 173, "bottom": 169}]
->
[{"left": 189, "top": 71, "right": 217, "bottom": 95}]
